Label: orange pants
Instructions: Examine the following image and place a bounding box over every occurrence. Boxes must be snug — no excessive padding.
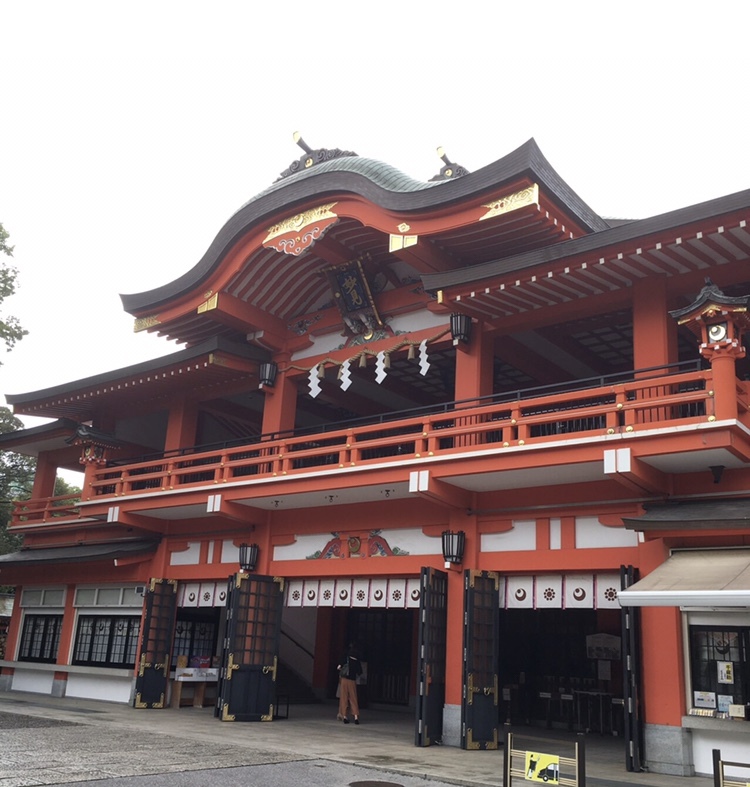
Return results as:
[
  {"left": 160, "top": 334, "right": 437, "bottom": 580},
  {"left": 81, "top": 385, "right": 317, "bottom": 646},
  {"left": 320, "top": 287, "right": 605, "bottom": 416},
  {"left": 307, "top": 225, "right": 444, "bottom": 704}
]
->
[{"left": 338, "top": 677, "right": 359, "bottom": 718}]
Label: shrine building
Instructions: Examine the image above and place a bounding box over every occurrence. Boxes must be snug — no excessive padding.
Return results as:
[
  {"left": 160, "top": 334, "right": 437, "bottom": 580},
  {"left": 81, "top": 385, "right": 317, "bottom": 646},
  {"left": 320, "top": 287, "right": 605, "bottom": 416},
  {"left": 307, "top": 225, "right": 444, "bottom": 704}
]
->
[{"left": 1, "top": 136, "right": 750, "bottom": 776}]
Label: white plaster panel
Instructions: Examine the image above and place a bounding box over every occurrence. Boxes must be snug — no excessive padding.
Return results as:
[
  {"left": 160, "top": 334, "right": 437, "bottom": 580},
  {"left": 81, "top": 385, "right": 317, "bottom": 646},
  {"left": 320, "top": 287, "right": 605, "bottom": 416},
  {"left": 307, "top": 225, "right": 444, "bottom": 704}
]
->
[
  {"left": 170, "top": 542, "right": 201, "bottom": 566},
  {"left": 595, "top": 574, "right": 621, "bottom": 609},
  {"left": 565, "top": 574, "right": 594, "bottom": 608},
  {"left": 335, "top": 579, "right": 352, "bottom": 607},
  {"left": 273, "top": 534, "right": 333, "bottom": 561},
  {"left": 549, "top": 518, "right": 562, "bottom": 550},
  {"left": 352, "top": 579, "right": 370, "bottom": 607},
  {"left": 406, "top": 578, "right": 422, "bottom": 608},
  {"left": 286, "top": 580, "right": 304, "bottom": 607},
  {"left": 481, "top": 521, "right": 536, "bottom": 553},
  {"left": 11, "top": 669, "right": 55, "bottom": 694},
  {"left": 377, "top": 528, "right": 439, "bottom": 556},
  {"left": 221, "top": 540, "right": 240, "bottom": 565},
  {"left": 302, "top": 580, "right": 319, "bottom": 607},
  {"left": 692, "top": 729, "right": 750, "bottom": 777},
  {"left": 536, "top": 575, "right": 563, "bottom": 609},
  {"left": 66, "top": 673, "right": 132, "bottom": 703},
  {"left": 388, "top": 579, "right": 407, "bottom": 608},
  {"left": 370, "top": 578, "right": 388, "bottom": 607},
  {"left": 318, "top": 579, "right": 335, "bottom": 607},
  {"left": 206, "top": 541, "right": 215, "bottom": 564},
  {"left": 181, "top": 583, "right": 200, "bottom": 607},
  {"left": 506, "top": 576, "right": 534, "bottom": 608},
  {"left": 575, "top": 516, "right": 638, "bottom": 549}
]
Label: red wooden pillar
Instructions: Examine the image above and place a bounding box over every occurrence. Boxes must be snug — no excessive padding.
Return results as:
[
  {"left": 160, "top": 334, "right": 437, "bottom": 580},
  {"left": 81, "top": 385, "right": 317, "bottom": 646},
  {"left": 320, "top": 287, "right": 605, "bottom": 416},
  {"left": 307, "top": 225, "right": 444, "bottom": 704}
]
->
[
  {"left": 164, "top": 398, "right": 198, "bottom": 453},
  {"left": 31, "top": 451, "right": 58, "bottom": 500},
  {"left": 443, "top": 567, "right": 465, "bottom": 707},
  {"left": 261, "top": 360, "right": 297, "bottom": 437},
  {"left": 632, "top": 277, "right": 677, "bottom": 371},
  {"left": 709, "top": 350, "right": 740, "bottom": 421},
  {"left": 454, "top": 320, "right": 493, "bottom": 402},
  {"left": 638, "top": 539, "right": 686, "bottom": 726}
]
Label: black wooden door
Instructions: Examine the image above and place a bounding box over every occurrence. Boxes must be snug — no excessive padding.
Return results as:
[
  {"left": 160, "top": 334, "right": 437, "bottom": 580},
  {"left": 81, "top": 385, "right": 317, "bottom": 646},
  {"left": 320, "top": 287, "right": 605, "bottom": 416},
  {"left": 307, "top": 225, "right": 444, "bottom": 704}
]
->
[
  {"left": 415, "top": 567, "right": 448, "bottom": 746},
  {"left": 621, "top": 565, "right": 644, "bottom": 771},
  {"left": 133, "top": 578, "right": 177, "bottom": 709},
  {"left": 461, "top": 570, "right": 500, "bottom": 750},
  {"left": 218, "top": 573, "right": 284, "bottom": 722}
]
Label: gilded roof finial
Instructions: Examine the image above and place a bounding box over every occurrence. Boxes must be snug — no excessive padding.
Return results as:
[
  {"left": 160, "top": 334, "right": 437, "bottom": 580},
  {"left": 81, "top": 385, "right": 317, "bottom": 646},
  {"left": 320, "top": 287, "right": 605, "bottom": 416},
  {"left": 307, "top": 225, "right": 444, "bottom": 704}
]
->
[
  {"left": 277, "top": 133, "right": 358, "bottom": 181},
  {"left": 429, "top": 146, "right": 469, "bottom": 182}
]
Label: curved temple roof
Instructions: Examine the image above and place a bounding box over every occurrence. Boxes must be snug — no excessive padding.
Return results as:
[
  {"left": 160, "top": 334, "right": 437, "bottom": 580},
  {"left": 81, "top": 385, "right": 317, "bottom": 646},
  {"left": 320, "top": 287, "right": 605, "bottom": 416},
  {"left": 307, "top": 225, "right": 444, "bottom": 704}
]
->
[{"left": 120, "top": 138, "right": 608, "bottom": 316}]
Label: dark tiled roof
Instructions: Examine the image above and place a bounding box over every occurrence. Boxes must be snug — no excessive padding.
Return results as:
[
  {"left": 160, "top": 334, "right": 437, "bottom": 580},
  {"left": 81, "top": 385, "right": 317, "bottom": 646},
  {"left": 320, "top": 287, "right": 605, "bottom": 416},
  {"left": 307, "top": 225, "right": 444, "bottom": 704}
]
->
[
  {"left": 5, "top": 336, "right": 267, "bottom": 406},
  {"left": 0, "top": 540, "right": 159, "bottom": 566},
  {"left": 422, "top": 187, "right": 750, "bottom": 293},
  {"left": 120, "top": 139, "right": 606, "bottom": 314}
]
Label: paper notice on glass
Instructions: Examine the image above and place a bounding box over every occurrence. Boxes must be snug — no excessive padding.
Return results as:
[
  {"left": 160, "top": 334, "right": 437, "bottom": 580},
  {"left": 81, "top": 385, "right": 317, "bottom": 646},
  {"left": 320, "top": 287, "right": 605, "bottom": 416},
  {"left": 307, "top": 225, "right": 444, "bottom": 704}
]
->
[
  {"left": 717, "top": 661, "right": 734, "bottom": 684},
  {"left": 694, "top": 691, "right": 716, "bottom": 709},
  {"left": 717, "top": 694, "right": 733, "bottom": 713}
]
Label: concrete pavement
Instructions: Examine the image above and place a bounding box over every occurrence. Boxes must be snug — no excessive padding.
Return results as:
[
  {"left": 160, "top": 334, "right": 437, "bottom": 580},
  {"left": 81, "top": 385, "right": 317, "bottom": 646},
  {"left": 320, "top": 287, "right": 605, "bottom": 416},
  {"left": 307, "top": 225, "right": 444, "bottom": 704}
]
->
[{"left": 0, "top": 691, "right": 714, "bottom": 787}]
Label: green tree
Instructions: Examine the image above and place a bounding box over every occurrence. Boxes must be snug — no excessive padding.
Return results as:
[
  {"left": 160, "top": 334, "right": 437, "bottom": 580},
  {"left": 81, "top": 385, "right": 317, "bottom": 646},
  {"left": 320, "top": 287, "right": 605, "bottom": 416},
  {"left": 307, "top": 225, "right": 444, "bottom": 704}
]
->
[
  {"left": 0, "top": 222, "right": 28, "bottom": 361},
  {"left": 0, "top": 407, "right": 33, "bottom": 556},
  {"left": 1, "top": 408, "right": 81, "bottom": 593}
]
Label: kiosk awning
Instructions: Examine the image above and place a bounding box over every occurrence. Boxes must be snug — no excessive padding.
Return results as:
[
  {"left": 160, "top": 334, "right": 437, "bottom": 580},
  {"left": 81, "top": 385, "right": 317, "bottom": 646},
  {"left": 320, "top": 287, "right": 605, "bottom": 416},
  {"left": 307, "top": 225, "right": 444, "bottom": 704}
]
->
[{"left": 619, "top": 549, "right": 750, "bottom": 607}]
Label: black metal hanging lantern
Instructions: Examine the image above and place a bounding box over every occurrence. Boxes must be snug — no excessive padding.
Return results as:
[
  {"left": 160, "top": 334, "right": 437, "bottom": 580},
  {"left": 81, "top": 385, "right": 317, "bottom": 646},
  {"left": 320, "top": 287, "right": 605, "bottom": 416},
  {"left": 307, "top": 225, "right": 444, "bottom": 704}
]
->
[
  {"left": 441, "top": 530, "right": 466, "bottom": 564},
  {"left": 258, "top": 361, "right": 278, "bottom": 388},
  {"left": 238, "top": 542, "right": 259, "bottom": 572},
  {"left": 450, "top": 313, "right": 472, "bottom": 345}
]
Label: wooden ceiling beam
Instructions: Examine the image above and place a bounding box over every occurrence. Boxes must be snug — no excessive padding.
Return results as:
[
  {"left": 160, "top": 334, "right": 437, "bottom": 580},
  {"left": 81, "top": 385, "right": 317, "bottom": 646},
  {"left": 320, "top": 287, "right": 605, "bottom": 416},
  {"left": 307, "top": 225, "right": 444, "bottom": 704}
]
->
[{"left": 198, "top": 293, "right": 287, "bottom": 350}]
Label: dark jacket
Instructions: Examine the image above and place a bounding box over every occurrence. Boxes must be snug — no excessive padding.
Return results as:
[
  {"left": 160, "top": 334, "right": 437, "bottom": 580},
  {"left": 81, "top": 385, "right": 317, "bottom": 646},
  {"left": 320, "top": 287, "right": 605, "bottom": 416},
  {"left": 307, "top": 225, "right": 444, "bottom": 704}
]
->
[{"left": 339, "top": 653, "right": 363, "bottom": 680}]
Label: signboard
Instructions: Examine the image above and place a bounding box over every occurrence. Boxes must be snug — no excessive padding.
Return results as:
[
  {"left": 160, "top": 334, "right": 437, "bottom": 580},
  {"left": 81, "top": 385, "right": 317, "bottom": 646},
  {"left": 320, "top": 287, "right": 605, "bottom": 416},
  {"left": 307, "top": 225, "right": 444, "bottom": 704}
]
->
[
  {"left": 524, "top": 751, "right": 560, "bottom": 784},
  {"left": 717, "top": 661, "right": 734, "bottom": 684}
]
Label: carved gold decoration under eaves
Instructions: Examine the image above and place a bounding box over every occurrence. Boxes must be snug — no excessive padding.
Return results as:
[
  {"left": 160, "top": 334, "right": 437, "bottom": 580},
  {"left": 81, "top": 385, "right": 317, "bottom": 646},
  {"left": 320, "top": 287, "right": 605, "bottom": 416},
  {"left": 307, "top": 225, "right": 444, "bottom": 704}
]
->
[
  {"left": 389, "top": 234, "right": 419, "bottom": 252},
  {"left": 479, "top": 183, "right": 539, "bottom": 221},
  {"left": 197, "top": 293, "right": 219, "bottom": 313},
  {"left": 263, "top": 202, "right": 339, "bottom": 256},
  {"left": 134, "top": 315, "right": 161, "bottom": 332}
]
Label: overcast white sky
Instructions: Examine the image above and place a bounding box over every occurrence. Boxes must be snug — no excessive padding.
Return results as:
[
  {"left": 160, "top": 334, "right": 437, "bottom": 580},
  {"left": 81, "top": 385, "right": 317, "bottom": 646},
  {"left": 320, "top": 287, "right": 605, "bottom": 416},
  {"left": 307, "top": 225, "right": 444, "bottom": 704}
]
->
[{"left": 2, "top": 1, "right": 750, "bottom": 428}]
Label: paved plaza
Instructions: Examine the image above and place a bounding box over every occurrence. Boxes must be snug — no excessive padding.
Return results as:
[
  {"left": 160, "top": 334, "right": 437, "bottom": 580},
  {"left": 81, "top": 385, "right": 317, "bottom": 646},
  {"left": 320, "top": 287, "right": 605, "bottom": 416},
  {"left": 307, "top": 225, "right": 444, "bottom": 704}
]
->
[{"left": 0, "top": 692, "right": 715, "bottom": 787}]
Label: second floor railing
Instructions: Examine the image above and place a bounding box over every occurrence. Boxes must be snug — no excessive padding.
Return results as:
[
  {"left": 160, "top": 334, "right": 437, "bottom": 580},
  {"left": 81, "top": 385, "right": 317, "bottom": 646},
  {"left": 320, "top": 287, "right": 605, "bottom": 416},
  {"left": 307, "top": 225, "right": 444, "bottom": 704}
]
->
[
  {"left": 87, "top": 363, "right": 726, "bottom": 499},
  {"left": 12, "top": 361, "right": 750, "bottom": 524}
]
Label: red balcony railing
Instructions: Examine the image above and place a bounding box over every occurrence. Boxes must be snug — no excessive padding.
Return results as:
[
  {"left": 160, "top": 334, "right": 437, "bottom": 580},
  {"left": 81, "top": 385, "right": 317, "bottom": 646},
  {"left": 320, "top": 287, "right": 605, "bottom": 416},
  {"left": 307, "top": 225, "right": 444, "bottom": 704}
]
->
[{"left": 11, "top": 363, "right": 748, "bottom": 527}]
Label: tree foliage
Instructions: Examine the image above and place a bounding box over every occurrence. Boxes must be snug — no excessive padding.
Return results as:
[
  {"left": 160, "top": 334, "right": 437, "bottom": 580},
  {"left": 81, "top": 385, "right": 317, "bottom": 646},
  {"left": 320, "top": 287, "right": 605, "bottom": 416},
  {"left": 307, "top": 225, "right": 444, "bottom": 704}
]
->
[
  {"left": 0, "top": 222, "right": 28, "bottom": 361},
  {"left": 0, "top": 407, "right": 33, "bottom": 555},
  {"left": 0, "top": 408, "right": 82, "bottom": 593}
]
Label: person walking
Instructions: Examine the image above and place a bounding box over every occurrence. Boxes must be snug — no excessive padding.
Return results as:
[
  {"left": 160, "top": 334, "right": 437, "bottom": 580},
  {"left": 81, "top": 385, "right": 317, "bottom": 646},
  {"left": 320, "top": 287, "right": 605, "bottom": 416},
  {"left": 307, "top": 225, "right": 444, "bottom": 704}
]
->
[{"left": 337, "top": 642, "right": 363, "bottom": 724}]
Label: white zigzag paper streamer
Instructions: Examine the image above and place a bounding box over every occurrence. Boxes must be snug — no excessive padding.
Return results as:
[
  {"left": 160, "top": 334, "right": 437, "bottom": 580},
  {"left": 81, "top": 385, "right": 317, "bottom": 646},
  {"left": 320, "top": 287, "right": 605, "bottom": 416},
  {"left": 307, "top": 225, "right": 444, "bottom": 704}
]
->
[
  {"left": 308, "top": 366, "right": 322, "bottom": 398},
  {"left": 340, "top": 360, "right": 352, "bottom": 391},
  {"left": 375, "top": 351, "right": 387, "bottom": 384},
  {"left": 419, "top": 340, "right": 430, "bottom": 376}
]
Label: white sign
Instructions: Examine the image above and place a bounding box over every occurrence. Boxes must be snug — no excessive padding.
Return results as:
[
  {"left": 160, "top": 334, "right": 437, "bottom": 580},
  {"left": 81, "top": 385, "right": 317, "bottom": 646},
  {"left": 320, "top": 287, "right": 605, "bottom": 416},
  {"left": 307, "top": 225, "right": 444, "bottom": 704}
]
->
[
  {"left": 717, "top": 661, "right": 734, "bottom": 684},
  {"left": 694, "top": 691, "right": 717, "bottom": 709}
]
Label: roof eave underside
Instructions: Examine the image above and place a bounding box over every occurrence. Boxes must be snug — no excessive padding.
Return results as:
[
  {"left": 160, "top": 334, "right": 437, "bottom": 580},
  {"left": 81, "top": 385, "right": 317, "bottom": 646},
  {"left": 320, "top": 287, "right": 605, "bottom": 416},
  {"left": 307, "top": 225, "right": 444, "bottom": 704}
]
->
[
  {"left": 423, "top": 188, "right": 750, "bottom": 294},
  {"left": 120, "top": 139, "right": 606, "bottom": 316},
  {"left": 5, "top": 336, "right": 268, "bottom": 412}
]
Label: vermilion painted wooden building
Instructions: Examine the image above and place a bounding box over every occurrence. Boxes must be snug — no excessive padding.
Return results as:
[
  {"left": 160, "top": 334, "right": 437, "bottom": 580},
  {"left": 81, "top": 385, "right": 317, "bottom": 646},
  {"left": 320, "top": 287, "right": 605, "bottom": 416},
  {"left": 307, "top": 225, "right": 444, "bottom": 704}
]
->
[{"left": 2, "top": 137, "right": 750, "bottom": 775}]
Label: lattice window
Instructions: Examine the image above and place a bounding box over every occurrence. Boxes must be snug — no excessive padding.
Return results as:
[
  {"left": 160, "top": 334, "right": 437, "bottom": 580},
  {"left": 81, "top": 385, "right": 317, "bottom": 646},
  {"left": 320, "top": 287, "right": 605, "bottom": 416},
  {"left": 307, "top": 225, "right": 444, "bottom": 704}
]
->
[
  {"left": 73, "top": 615, "right": 141, "bottom": 668},
  {"left": 18, "top": 614, "right": 62, "bottom": 663}
]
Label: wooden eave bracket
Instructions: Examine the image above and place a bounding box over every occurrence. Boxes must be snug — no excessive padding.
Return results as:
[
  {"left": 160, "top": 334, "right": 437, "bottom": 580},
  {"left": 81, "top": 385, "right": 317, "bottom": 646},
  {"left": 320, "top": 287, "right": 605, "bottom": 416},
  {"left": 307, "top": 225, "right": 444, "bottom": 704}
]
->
[
  {"left": 207, "top": 495, "right": 264, "bottom": 523},
  {"left": 106, "top": 508, "right": 167, "bottom": 534},
  {"left": 408, "top": 469, "right": 472, "bottom": 510},
  {"left": 603, "top": 448, "right": 669, "bottom": 496}
]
